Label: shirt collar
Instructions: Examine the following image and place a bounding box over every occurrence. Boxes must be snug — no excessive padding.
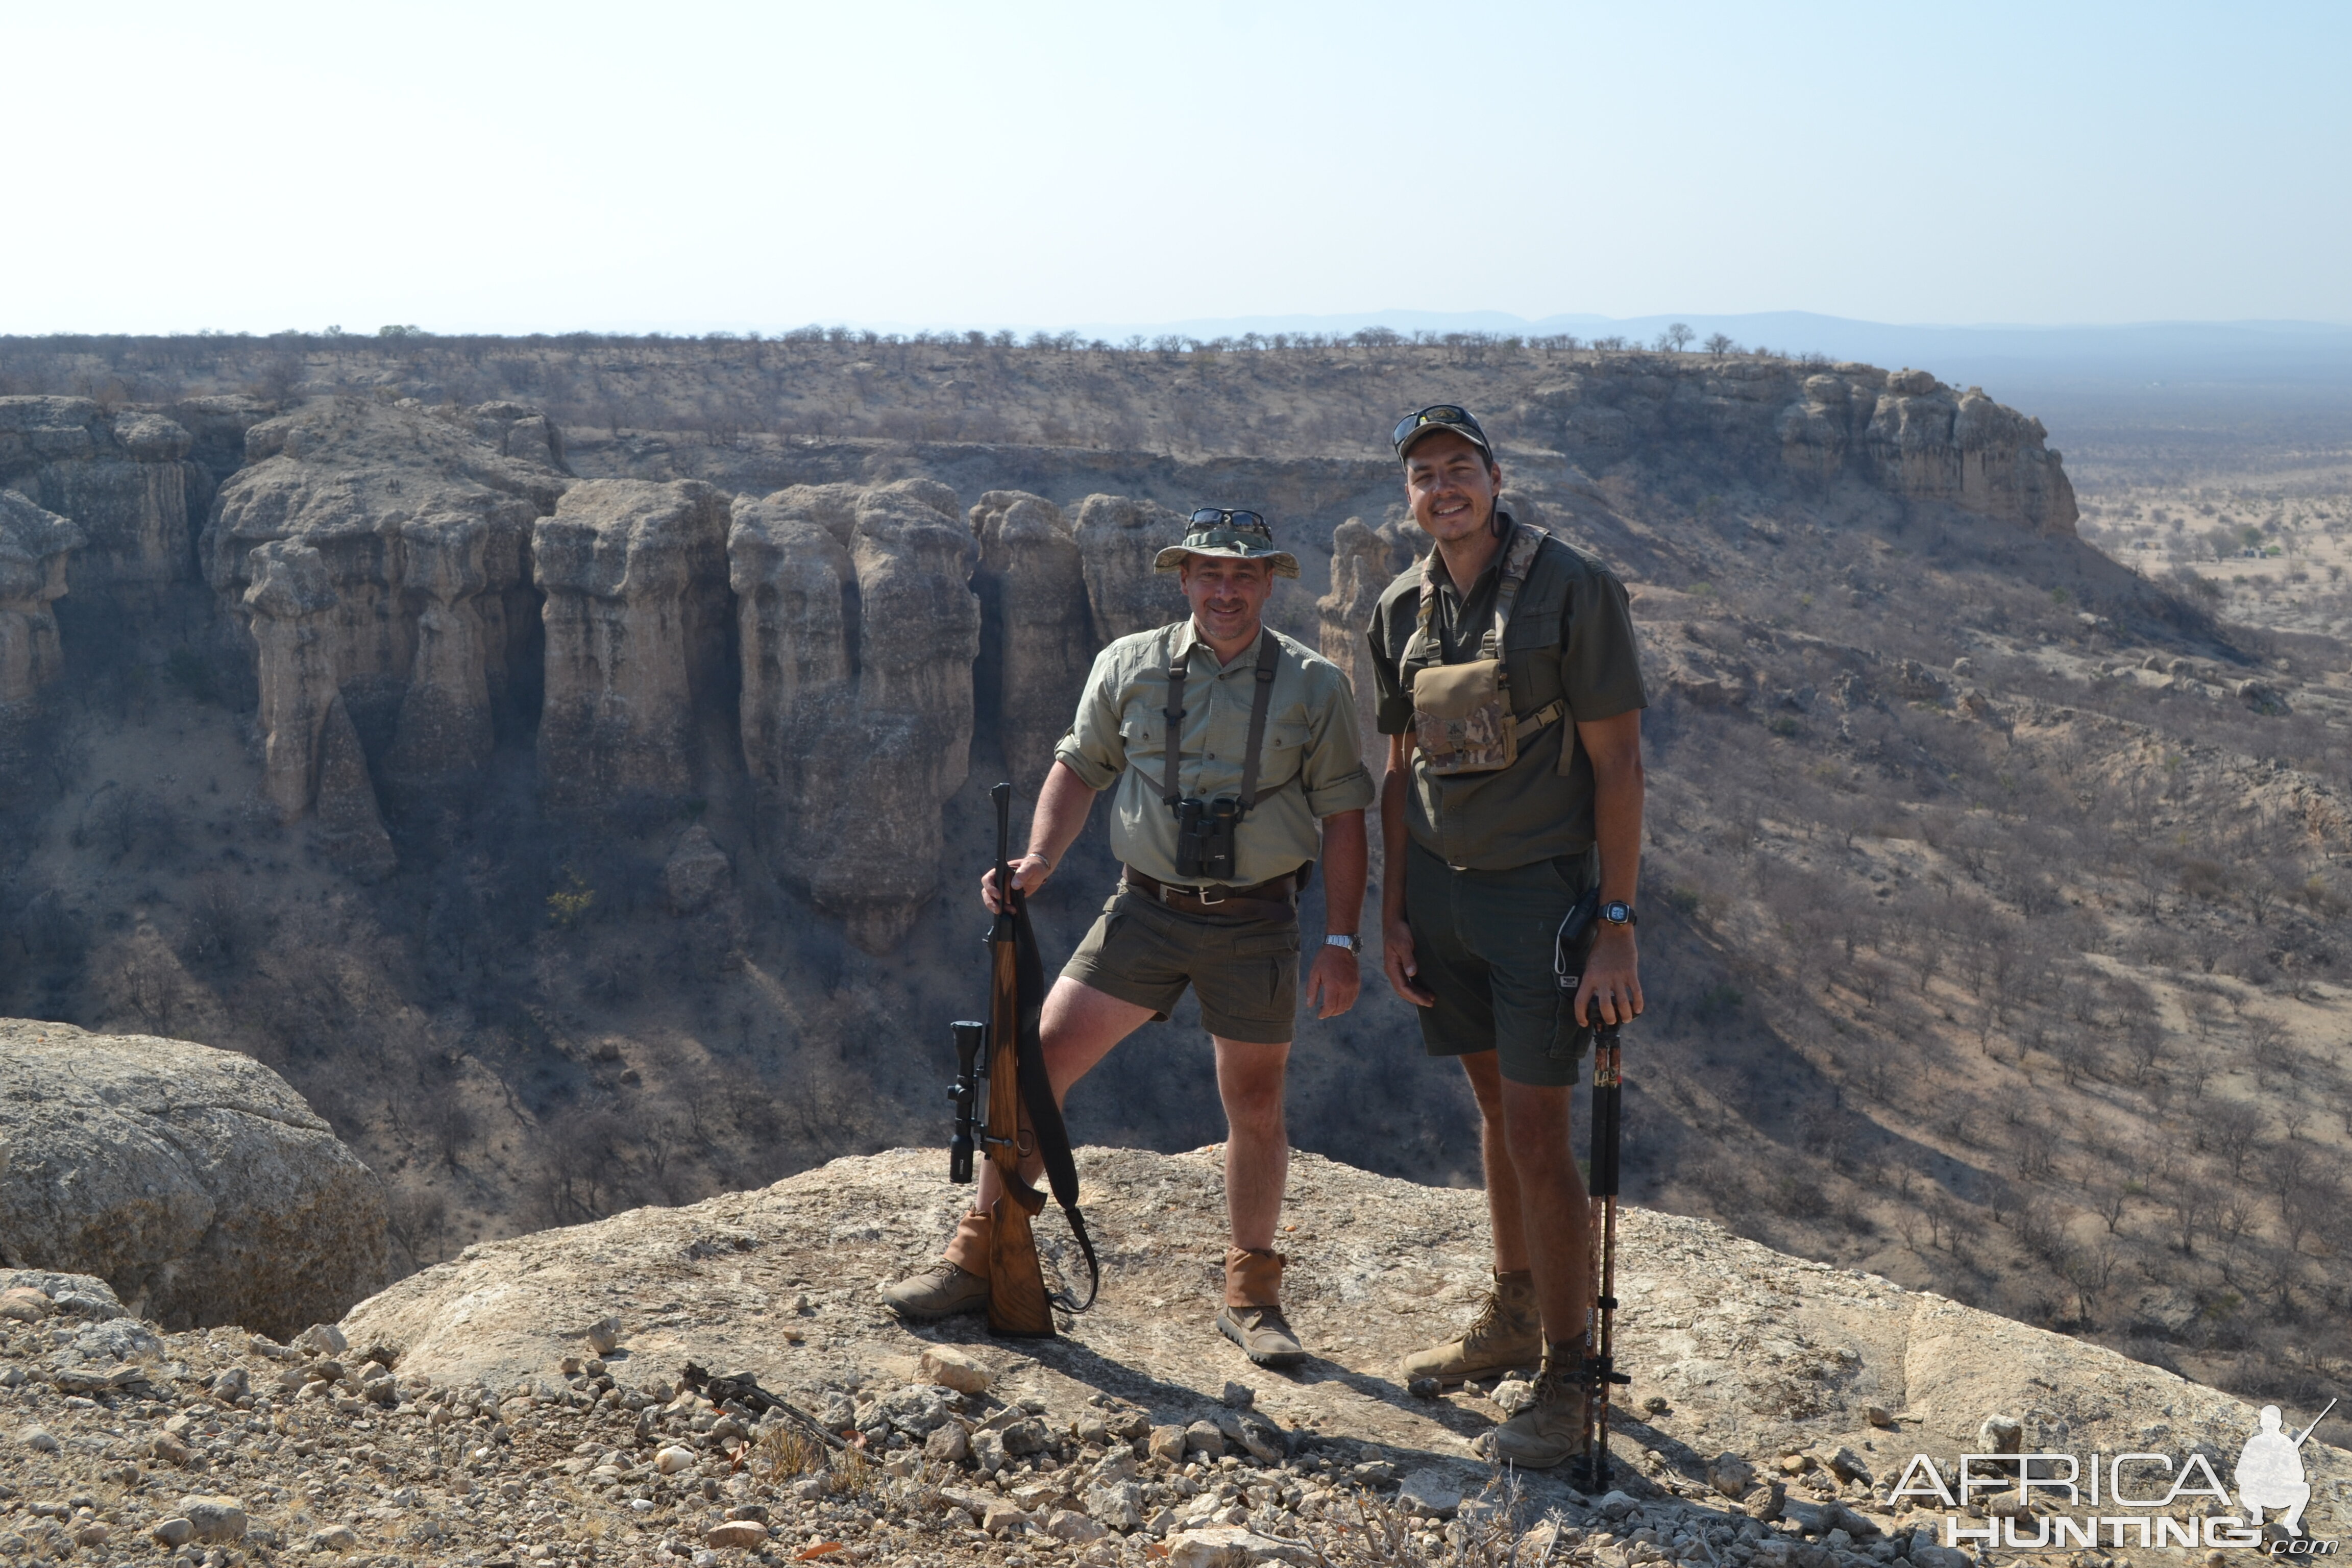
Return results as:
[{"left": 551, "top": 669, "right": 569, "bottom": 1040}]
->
[
  {"left": 1430, "top": 508, "right": 1516, "bottom": 599},
  {"left": 1174, "top": 617, "right": 1265, "bottom": 672}
]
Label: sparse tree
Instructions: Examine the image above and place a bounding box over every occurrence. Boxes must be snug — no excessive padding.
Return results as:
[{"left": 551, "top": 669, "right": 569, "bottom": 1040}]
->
[
  {"left": 1703, "top": 332, "right": 1736, "bottom": 357},
  {"left": 1657, "top": 323, "right": 1696, "bottom": 353}
]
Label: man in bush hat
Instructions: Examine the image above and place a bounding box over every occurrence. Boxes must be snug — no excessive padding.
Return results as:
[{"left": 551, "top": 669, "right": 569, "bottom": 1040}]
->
[
  {"left": 1367, "top": 406, "right": 1649, "bottom": 1467},
  {"left": 883, "top": 507, "right": 1373, "bottom": 1367}
]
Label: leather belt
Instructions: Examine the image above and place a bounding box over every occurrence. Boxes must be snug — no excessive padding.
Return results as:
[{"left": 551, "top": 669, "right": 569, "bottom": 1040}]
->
[{"left": 1122, "top": 866, "right": 1300, "bottom": 923}]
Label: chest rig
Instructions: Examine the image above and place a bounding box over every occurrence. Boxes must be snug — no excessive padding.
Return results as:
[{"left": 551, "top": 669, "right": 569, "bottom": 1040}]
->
[{"left": 1406, "top": 523, "right": 1567, "bottom": 775}]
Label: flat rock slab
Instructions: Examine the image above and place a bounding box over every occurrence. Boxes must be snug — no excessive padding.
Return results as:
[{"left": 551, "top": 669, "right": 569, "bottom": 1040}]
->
[{"left": 344, "top": 1145, "right": 2335, "bottom": 1517}]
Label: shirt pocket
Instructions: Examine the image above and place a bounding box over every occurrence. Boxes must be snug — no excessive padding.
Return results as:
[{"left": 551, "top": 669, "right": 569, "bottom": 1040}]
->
[
  {"left": 1504, "top": 607, "right": 1562, "bottom": 653},
  {"left": 1255, "top": 720, "right": 1313, "bottom": 792}
]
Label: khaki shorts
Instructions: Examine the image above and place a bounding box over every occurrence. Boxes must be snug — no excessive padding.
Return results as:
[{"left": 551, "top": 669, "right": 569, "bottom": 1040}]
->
[
  {"left": 1062, "top": 882, "right": 1301, "bottom": 1045},
  {"left": 1403, "top": 838, "right": 1592, "bottom": 1087}
]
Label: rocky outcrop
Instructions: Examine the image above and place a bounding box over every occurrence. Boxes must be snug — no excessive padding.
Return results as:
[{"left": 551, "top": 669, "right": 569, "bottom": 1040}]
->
[
  {"left": 0, "top": 396, "right": 197, "bottom": 607},
  {"left": 1070, "top": 494, "right": 1190, "bottom": 643},
  {"left": 340, "top": 1144, "right": 2348, "bottom": 1555},
  {"left": 0, "top": 487, "right": 83, "bottom": 708},
  {"left": 203, "top": 398, "right": 565, "bottom": 817},
  {"left": 534, "top": 479, "right": 733, "bottom": 815},
  {"left": 970, "top": 489, "right": 1095, "bottom": 781},
  {"left": 1516, "top": 360, "right": 2076, "bottom": 535},
  {"left": 0, "top": 1019, "right": 393, "bottom": 1338},
  {"left": 731, "top": 479, "right": 978, "bottom": 949},
  {"left": 1780, "top": 368, "right": 2077, "bottom": 534},
  {"left": 1316, "top": 518, "right": 1410, "bottom": 776}
]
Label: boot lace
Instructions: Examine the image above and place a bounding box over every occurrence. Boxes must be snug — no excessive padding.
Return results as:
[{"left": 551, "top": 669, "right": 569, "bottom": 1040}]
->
[{"left": 1460, "top": 1288, "right": 1509, "bottom": 1348}]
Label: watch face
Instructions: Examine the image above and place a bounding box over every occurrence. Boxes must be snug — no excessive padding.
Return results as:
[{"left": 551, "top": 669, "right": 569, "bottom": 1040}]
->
[{"left": 1603, "top": 901, "right": 1632, "bottom": 924}]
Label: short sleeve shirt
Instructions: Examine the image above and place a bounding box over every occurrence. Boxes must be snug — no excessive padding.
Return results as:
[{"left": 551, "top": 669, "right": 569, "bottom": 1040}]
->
[
  {"left": 1366, "top": 519, "right": 1647, "bottom": 870},
  {"left": 1056, "top": 620, "right": 1375, "bottom": 888}
]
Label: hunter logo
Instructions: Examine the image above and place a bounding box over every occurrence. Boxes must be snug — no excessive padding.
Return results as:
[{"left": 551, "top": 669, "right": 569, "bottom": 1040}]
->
[{"left": 1885, "top": 1400, "right": 2339, "bottom": 1555}]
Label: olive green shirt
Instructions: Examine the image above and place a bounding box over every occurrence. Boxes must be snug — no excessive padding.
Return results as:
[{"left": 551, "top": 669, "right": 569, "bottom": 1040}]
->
[
  {"left": 1056, "top": 619, "right": 1375, "bottom": 888},
  {"left": 1367, "top": 520, "right": 1647, "bottom": 870}
]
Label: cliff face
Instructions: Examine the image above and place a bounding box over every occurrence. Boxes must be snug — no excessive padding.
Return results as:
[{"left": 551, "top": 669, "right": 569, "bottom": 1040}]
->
[
  {"left": 1517, "top": 360, "right": 2077, "bottom": 536},
  {"left": 0, "top": 487, "right": 82, "bottom": 710},
  {"left": 730, "top": 479, "right": 979, "bottom": 950},
  {"left": 0, "top": 396, "right": 198, "bottom": 609},
  {"left": 201, "top": 398, "right": 566, "bottom": 819},
  {"left": 969, "top": 489, "right": 1094, "bottom": 783},
  {"left": 1070, "top": 493, "right": 1191, "bottom": 643},
  {"left": 534, "top": 478, "right": 734, "bottom": 816}
]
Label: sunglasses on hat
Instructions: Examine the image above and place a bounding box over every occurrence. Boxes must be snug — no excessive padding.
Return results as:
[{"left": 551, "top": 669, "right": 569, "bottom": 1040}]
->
[
  {"left": 1188, "top": 507, "right": 1272, "bottom": 538},
  {"left": 1392, "top": 405, "right": 1492, "bottom": 457}
]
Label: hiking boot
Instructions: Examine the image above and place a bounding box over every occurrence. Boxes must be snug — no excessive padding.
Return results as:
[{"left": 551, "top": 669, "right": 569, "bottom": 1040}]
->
[
  {"left": 1400, "top": 1269, "right": 1540, "bottom": 1387},
  {"left": 879, "top": 1210, "right": 992, "bottom": 1321},
  {"left": 1219, "top": 1246, "right": 1307, "bottom": 1367},
  {"left": 878, "top": 1259, "right": 989, "bottom": 1321},
  {"left": 1487, "top": 1343, "right": 1591, "bottom": 1470},
  {"left": 1218, "top": 1304, "right": 1306, "bottom": 1367}
]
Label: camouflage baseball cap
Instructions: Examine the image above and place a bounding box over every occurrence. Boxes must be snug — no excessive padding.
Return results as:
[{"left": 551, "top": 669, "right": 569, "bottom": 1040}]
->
[{"left": 1153, "top": 507, "right": 1300, "bottom": 578}]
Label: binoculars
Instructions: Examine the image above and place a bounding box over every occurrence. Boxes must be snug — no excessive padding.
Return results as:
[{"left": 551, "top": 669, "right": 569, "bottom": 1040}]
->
[{"left": 1174, "top": 796, "right": 1240, "bottom": 881}]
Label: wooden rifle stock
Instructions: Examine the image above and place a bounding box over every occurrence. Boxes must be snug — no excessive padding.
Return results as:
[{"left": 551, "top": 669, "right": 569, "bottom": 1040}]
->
[{"left": 983, "top": 782, "right": 1054, "bottom": 1338}]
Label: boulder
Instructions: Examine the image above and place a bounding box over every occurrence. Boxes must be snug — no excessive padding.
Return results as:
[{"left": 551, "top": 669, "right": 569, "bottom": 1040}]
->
[
  {"left": 729, "top": 479, "right": 979, "bottom": 950},
  {"left": 662, "top": 824, "right": 733, "bottom": 915},
  {"left": 1070, "top": 493, "right": 1189, "bottom": 643},
  {"left": 969, "top": 490, "right": 1094, "bottom": 781},
  {"left": 0, "top": 487, "right": 82, "bottom": 707},
  {"left": 0, "top": 1019, "right": 392, "bottom": 1337},
  {"left": 535, "top": 478, "right": 732, "bottom": 815}
]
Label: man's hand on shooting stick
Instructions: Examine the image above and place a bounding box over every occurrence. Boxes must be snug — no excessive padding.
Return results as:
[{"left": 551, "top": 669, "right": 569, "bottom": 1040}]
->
[
  {"left": 982, "top": 853, "right": 1052, "bottom": 913},
  {"left": 1576, "top": 925, "right": 1643, "bottom": 1027},
  {"left": 1382, "top": 916, "right": 1438, "bottom": 1007},
  {"left": 1305, "top": 944, "right": 1359, "bottom": 1019}
]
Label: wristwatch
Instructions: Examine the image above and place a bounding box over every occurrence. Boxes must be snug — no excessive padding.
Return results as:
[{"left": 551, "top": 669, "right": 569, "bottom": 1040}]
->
[
  {"left": 1600, "top": 901, "right": 1637, "bottom": 927},
  {"left": 1324, "top": 934, "right": 1362, "bottom": 954}
]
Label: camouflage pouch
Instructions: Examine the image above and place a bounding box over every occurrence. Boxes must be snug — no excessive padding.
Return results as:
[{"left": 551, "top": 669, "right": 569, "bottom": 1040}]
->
[
  {"left": 1408, "top": 523, "right": 1547, "bottom": 777},
  {"left": 1412, "top": 657, "right": 1515, "bottom": 774}
]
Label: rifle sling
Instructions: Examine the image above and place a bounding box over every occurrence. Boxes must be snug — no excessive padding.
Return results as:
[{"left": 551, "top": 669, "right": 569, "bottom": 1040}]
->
[{"left": 1010, "top": 888, "right": 1101, "bottom": 1312}]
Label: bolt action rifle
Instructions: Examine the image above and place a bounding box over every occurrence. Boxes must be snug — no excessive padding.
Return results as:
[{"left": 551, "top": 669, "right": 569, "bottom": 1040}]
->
[
  {"left": 1555, "top": 889, "right": 1631, "bottom": 1493},
  {"left": 945, "top": 782, "right": 1100, "bottom": 1338}
]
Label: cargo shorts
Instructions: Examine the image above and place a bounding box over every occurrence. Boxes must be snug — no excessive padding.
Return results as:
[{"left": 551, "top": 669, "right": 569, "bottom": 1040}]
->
[
  {"left": 1402, "top": 838, "right": 1594, "bottom": 1087},
  {"left": 1062, "top": 881, "right": 1301, "bottom": 1045}
]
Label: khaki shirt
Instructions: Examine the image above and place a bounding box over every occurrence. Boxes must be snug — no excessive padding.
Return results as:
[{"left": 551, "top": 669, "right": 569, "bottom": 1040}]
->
[
  {"left": 1056, "top": 619, "right": 1375, "bottom": 888},
  {"left": 1367, "top": 521, "right": 1647, "bottom": 870}
]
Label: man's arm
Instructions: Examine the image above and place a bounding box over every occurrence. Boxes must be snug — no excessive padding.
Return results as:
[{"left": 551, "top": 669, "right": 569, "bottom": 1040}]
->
[
  {"left": 983, "top": 760, "right": 1098, "bottom": 911},
  {"left": 1576, "top": 709, "right": 1644, "bottom": 1026},
  {"left": 1379, "top": 731, "right": 1437, "bottom": 1006},
  {"left": 1305, "top": 808, "right": 1366, "bottom": 1018}
]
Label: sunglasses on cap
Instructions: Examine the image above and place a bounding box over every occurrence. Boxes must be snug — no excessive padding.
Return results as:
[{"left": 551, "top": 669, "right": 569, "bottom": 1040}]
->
[
  {"left": 1188, "top": 507, "right": 1272, "bottom": 538},
  {"left": 1392, "top": 405, "right": 1492, "bottom": 456}
]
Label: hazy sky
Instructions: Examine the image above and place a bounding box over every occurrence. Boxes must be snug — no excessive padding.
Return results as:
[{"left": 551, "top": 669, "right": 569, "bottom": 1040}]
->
[{"left": 6, "top": 0, "right": 2346, "bottom": 335}]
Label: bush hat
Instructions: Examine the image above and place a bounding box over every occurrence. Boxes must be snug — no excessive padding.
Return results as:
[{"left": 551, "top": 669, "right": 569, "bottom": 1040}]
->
[{"left": 1153, "top": 508, "right": 1300, "bottom": 577}]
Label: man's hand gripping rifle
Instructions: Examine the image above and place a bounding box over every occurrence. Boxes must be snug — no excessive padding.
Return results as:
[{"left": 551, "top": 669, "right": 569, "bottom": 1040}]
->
[
  {"left": 946, "top": 782, "right": 1100, "bottom": 1339},
  {"left": 1556, "top": 890, "right": 1632, "bottom": 1493}
]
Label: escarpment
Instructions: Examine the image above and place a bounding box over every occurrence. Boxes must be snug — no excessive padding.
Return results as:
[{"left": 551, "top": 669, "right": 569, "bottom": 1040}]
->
[
  {"left": 202, "top": 398, "right": 565, "bottom": 819},
  {"left": 970, "top": 489, "right": 1093, "bottom": 782},
  {"left": 0, "top": 396, "right": 200, "bottom": 608},
  {"left": 10, "top": 359, "right": 2085, "bottom": 953},
  {"left": 536, "top": 479, "right": 734, "bottom": 816},
  {"left": 731, "top": 479, "right": 980, "bottom": 950},
  {"left": 0, "top": 487, "right": 82, "bottom": 711}
]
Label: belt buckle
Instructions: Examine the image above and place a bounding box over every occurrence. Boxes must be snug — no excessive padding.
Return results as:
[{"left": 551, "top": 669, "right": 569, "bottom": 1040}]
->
[{"left": 1196, "top": 884, "right": 1227, "bottom": 906}]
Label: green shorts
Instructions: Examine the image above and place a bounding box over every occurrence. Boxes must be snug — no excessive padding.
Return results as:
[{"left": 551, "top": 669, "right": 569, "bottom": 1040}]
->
[
  {"left": 1402, "top": 838, "right": 1592, "bottom": 1087},
  {"left": 1062, "top": 883, "right": 1301, "bottom": 1045}
]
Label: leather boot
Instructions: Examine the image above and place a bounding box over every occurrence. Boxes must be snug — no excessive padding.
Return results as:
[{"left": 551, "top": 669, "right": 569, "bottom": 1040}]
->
[
  {"left": 1216, "top": 1246, "right": 1306, "bottom": 1367},
  {"left": 879, "top": 1210, "right": 991, "bottom": 1321},
  {"left": 1487, "top": 1340, "right": 1591, "bottom": 1469},
  {"left": 1400, "top": 1269, "right": 1541, "bottom": 1386}
]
